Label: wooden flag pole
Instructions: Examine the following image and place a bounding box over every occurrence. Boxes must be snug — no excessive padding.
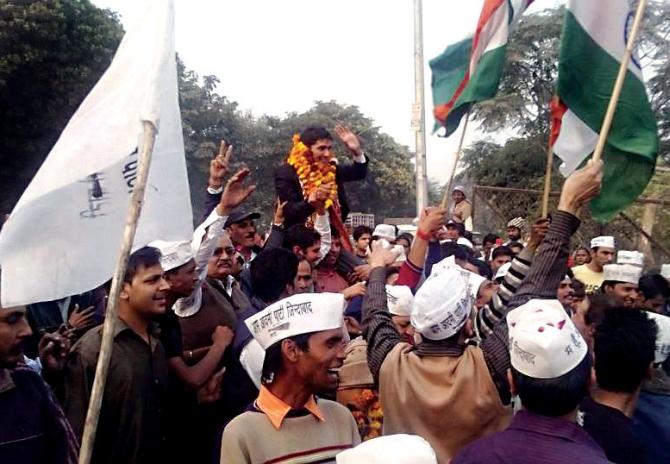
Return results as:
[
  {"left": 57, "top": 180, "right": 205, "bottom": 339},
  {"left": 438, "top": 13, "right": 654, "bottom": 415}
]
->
[
  {"left": 591, "top": 0, "right": 648, "bottom": 162},
  {"left": 78, "top": 121, "right": 158, "bottom": 464},
  {"left": 440, "top": 112, "right": 470, "bottom": 209},
  {"left": 541, "top": 137, "right": 554, "bottom": 218}
]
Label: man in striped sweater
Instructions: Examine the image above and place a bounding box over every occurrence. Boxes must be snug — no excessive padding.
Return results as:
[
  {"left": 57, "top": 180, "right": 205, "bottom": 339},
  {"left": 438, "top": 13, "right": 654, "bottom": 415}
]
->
[{"left": 220, "top": 293, "right": 360, "bottom": 463}]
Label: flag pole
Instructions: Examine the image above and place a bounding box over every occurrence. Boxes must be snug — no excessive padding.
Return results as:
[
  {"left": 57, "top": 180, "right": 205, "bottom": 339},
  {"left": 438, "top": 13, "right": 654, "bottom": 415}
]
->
[
  {"left": 591, "top": 0, "right": 648, "bottom": 162},
  {"left": 440, "top": 112, "right": 470, "bottom": 209},
  {"left": 541, "top": 137, "right": 554, "bottom": 218},
  {"left": 78, "top": 121, "right": 158, "bottom": 464},
  {"left": 413, "top": 0, "right": 429, "bottom": 214}
]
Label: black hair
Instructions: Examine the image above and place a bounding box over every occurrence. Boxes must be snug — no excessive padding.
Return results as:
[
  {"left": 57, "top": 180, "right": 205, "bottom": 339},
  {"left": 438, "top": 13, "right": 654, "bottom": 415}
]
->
[
  {"left": 250, "top": 248, "right": 298, "bottom": 303},
  {"left": 396, "top": 233, "right": 414, "bottom": 246},
  {"left": 491, "top": 246, "right": 514, "bottom": 261},
  {"left": 446, "top": 221, "right": 465, "bottom": 236},
  {"left": 469, "top": 258, "right": 493, "bottom": 280},
  {"left": 594, "top": 309, "right": 656, "bottom": 393},
  {"left": 638, "top": 273, "right": 670, "bottom": 300},
  {"left": 330, "top": 225, "right": 341, "bottom": 239},
  {"left": 284, "top": 224, "right": 321, "bottom": 252},
  {"left": 261, "top": 332, "right": 313, "bottom": 384},
  {"left": 513, "top": 352, "right": 592, "bottom": 417},
  {"left": 572, "top": 279, "right": 586, "bottom": 299},
  {"left": 124, "top": 246, "right": 162, "bottom": 283},
  {"left": 584, "top": 293, "right": 618, "bottom": 326},
  {"left": 508, "top": 241, "right": 524, "bottom": 253},
  {"left": 353, "top": 225, "right": 373, "bottom": 241},
  {"left": 300, "top": 126, "right": 332, "bottom": 147},
  {"left": 483, "top": 233, "right": 499, "bottom": 246},
  {"left": 440, "top": 242, "right": 469, "bottom": 262}
]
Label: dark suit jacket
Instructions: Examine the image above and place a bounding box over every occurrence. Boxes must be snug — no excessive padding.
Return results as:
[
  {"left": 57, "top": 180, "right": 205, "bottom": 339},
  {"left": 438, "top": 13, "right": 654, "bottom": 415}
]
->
[{"left": 274, "top": 157, "right": 368, "bottom": 227}]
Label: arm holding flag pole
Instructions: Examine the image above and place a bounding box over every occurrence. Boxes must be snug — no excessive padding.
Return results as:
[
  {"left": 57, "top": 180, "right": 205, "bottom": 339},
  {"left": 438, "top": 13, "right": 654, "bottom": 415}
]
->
[
  {"left": 591, "top": 0, "right": 649, "bottom": 163},
  {"left": 78, "top": 121, "right": 158, "bottom": 464}
]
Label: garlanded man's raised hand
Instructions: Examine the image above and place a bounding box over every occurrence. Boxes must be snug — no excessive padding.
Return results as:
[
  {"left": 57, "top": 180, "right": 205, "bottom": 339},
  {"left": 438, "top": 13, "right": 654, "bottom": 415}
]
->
[{"left": 334, "top": 124, "right": 363, "bottom": 158}]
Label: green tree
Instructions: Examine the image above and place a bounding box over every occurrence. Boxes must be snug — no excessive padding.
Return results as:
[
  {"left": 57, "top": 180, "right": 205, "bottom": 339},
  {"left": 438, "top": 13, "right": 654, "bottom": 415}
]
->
[{"left": 0, "top": 0, "right": 123, "bottom": 213}]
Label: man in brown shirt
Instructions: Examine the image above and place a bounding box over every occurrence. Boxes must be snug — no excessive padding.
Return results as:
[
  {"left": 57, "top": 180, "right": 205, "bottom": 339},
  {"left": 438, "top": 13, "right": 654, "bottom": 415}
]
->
[
  {"left": 62, "top": 247, "right": 171, "bottom": 464},
  {"left": 363, "top": 160, "right": 604, "bottom": 462}
]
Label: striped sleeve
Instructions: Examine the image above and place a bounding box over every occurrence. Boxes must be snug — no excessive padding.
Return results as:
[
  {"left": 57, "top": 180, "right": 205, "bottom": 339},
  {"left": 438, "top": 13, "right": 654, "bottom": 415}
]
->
[
  {"left": 476, "top": 246, "right": 534, "bottom": 339},
  {"left": 362, "top": 267, "right": 402, "bottom": 382}
]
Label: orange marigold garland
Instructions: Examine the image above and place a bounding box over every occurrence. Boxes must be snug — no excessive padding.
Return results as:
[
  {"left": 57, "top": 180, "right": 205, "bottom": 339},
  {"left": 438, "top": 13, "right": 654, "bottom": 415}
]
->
[
  {"left": 286, "top": 134, "right": 353, "bottom": 252},
  {"left": 347, "top": 389, "right": 383, "bottom": 441},
  {"left": 287, "top": 134, "right": 337, "bottom": 209}
]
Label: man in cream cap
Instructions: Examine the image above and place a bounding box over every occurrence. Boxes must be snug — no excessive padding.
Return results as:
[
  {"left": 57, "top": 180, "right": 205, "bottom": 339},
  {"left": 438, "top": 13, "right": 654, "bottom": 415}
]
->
[
  {"left": 363, "top": 247, "right": 512, "bottom": 463},
  {"left": 602, "top": 263, "right": 642, "bottom": 308},
  {"left": 220, "top": 292, "right": 360, "bottom": 463},
  {"left": 617, "top": 250, "right": 645, "bottom": 268},
  {"left": 337, "top": 434, "right": 438, "bottom": 464},
  {"left": 453, "top": 299, "right": 609, "bottom": 464},
  {"left": 572, "top": 236, "right": 615, "bottom": 294}
]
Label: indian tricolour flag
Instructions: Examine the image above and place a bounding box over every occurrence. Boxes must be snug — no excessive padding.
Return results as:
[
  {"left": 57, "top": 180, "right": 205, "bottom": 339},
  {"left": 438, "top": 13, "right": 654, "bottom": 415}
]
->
[
  {"left": 430, "top": 0, "right": 534, "bottom": 137},
  {"left": 552, "top": 0, "right": 659, "bottom": 221}
]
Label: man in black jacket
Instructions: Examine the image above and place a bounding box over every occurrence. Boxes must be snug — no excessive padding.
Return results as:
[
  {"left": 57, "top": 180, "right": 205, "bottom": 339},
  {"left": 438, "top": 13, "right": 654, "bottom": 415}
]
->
[{"left": 275, "top": 125, "right": 368, "bottom": 227}]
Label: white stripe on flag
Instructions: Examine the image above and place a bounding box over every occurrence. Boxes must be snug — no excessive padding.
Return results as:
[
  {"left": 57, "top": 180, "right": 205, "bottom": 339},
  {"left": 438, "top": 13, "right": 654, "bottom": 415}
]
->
[
  {"left": 570, "top": 0, "right": 643, "bottom": 79},
  {"left": 554, "top": 110, "right": 599, "bottom": 176}
]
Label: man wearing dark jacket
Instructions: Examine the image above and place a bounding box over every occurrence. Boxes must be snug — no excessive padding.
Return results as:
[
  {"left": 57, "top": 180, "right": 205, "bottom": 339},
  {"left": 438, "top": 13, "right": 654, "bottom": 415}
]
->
[{"left": 275, "top": 125, "right": 368, "bottom": 227}]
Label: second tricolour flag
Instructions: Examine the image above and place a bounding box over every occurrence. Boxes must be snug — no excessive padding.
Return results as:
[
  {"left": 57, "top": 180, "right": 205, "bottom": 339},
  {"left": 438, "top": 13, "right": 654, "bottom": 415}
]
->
[{"left": 552, "top": 0, "right": 659, "bottom": 221}]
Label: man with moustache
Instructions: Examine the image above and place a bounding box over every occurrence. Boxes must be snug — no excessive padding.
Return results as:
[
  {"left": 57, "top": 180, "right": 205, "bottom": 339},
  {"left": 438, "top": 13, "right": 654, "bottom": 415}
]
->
[
  {"left": 220, "top": 293, "right": 360, "bottom": 463},
  {"left": 62, "top": 247, "right": 171, "bottom": 464},
  {"left": 557, "top": 275, "right": 575, "bottom": 315},
  {"left": 225, "top": 210, "right": 262, "bottom": 268},
  {"left": 0, "top": 285, "right": 78, "bottom": 464}
]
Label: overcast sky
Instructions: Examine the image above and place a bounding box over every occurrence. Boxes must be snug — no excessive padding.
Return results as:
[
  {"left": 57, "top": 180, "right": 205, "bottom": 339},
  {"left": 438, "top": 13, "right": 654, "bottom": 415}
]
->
[{"left": 91, "top": 0, "right": 561, "bottom": 184}]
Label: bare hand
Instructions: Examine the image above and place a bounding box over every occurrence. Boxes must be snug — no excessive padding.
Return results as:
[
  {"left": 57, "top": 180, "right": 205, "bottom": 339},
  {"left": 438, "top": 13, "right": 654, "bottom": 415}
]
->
[
  {"left": 368, "top": 242, "right": 401, "bottom": 269},
  {"left": 527, "top": 218, "right": 551, "bottom": 251},
  {"left": 218, "top": 169, "right": 256, "bottom": 215},
  {"left": 273, "top": 199, "right": 288, "bottom": 225},
  {"left": 38, "top": 330, "right": 71, "bottom": 373},
  {"left": 308, "top": 183, "right": 331, "bottom": 209},
  {"left": 342, "top": 282, "right": 366, "bottom": 300},
  {"left": 334, "top": 124, "right": 363, "bottom": 157},
  {"left": 211, "top": 325, "right": 234, "bottom": 348},
  {"left": 197, "top": 367, "right": 226, "bottom": 404},
  {"left": 558, "top": 160, "right": 603, "bottom": 214},
  {"left": 68, "top": 304, "right": 96, "bottom": 331},
  {"left": 209, "top": 140, "right": 232, "bottom": 189},
  {"left": 418, "top": 206, "right": 448, "bottom": 237},
  {"left": 351, "top": 264, "right": 371, "bottom": 282}
]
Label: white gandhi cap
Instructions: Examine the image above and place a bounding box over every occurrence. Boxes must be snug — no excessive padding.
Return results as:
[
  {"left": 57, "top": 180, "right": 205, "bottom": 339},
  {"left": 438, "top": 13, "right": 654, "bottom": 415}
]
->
[
  {"left": 148, "top": 240, "right": 194, "bottom": 272},
  {"left": 386, "top": 285, "right": 414, "bottom": 317},
  {"left": 591, "top": 236, "right": 615, "bottom": 249},
  {"left": 337, "top": 434, "right": 437, "bottom": 464},
  {"left": 507, "top": 299, "right": 587, "bottom": 378},
  {"left": 603, "top": 264, "right": 642, "bottom": 285}
]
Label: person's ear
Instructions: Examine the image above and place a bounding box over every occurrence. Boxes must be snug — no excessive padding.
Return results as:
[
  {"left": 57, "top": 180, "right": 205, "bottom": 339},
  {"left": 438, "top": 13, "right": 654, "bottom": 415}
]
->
[
  {"left": 464, "top": 319, "right": 474, "bottom": 338},
  {"left": 282, "top": 339, "right": 301, "bottom": 363},
  {"left": 119, "top": 282, "right": 131, "bottom": 301},
  {"left": 507, "top": 369, "right": 517, "bottom": 396},
  {"left": 589, "top": 366, "right": 597, "bottom": 389},
  {"left": 292, "top": 246, "right": 303, "bottom": 257}
]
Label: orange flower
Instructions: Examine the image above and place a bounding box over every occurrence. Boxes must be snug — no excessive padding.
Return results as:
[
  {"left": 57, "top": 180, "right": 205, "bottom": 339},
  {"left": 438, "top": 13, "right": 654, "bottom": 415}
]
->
[{"left": 286, "top": 134, "right": 338, "bottom": 208}]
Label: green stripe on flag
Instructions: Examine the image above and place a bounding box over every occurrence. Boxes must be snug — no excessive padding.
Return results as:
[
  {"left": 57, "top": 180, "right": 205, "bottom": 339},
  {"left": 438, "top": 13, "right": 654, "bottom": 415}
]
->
[
  {"left": 430, "top": 41, "right": 508, "bottom": 137},
  {"left": 558, "top": 10, "right": 658, "bottom": 221}
]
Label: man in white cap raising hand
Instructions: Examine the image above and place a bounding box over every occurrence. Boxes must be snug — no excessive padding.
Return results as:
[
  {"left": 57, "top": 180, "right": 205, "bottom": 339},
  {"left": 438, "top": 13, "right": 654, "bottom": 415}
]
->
[
  {"left": 220, "top": 293, "right": 360, "bottom": 463},
  {"left": 601, "top": 263, "right": 642, "bottom": 308},
  {"left": 363, "top": 159, "right": 605, "bottom": 462},
  {"left": 452, "top": 300, "right": 609, "bottom": 464},
  {"left": 572, "top": 236, "right": 616, "bottom": 294}
]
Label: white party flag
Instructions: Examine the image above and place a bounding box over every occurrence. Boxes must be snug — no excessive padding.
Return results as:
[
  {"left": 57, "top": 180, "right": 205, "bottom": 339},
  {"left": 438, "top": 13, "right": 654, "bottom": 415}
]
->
[{"left": 0, "top": 0, "right": 192, "bottom": 306}]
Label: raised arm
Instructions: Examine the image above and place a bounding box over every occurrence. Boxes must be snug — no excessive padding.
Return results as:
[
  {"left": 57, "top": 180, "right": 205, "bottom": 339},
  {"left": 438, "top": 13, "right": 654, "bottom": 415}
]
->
[
  {"left": 481, "top": 160, "right": 603, "bottom": 404},
  {"left": 362, "top": 245, "right": 402, "bottom": 381}
]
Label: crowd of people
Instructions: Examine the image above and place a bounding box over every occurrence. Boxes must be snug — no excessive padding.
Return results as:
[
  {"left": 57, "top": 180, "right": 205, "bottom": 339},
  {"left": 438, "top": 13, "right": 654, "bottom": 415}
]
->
[{"left": 1, "top": 125, "right": 670, "bottom": 464}]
